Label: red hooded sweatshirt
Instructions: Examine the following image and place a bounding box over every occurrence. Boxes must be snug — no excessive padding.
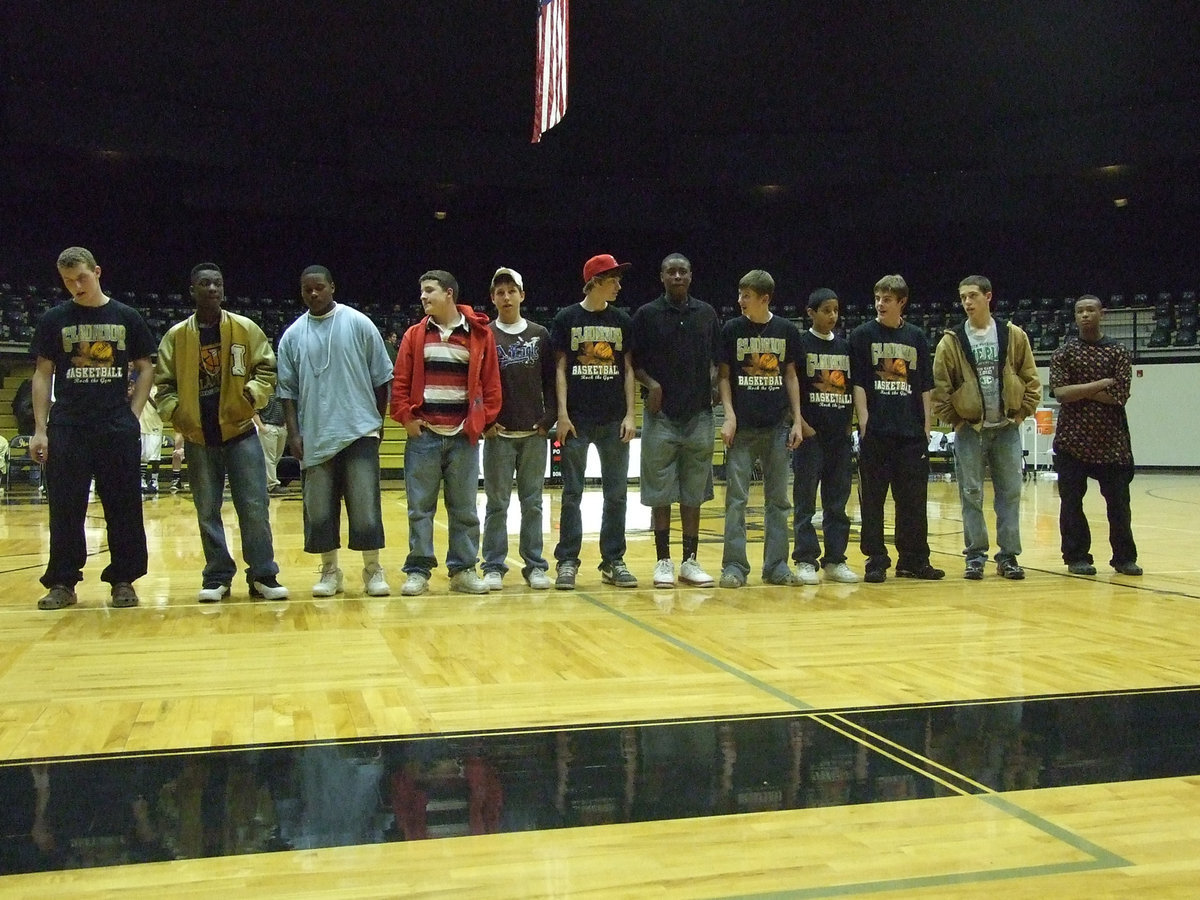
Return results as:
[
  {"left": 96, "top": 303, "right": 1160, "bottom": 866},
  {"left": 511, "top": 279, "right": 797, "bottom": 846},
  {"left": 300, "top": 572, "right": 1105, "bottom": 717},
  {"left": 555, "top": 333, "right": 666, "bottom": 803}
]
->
[{"left": 390, "top": 304, "right": 501, "bottom": 444}]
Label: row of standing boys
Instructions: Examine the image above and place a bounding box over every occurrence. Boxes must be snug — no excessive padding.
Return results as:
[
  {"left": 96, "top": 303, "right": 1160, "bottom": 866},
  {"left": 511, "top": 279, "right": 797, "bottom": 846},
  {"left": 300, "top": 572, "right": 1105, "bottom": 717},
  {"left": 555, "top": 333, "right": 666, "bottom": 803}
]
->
[{"left": 27, "top": 248, "right": 1139, "bottom": 610}]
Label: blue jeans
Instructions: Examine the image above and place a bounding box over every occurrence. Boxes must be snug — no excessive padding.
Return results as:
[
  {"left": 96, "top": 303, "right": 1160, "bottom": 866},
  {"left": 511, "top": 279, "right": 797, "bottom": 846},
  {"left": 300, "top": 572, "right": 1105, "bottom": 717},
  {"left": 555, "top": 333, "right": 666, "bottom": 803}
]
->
[
  {"left": 302, "top": 436, "right": 385, "bottom": 554},
  {"left": 722, "top": 425, "right": 793, "bottom": 580},
  {"left": 482, "top": 434, "right": 549, "bottom": 578},
  {"left": 187, "top": 434, "right": 279, "bottom": 585},
  {"left": 554, "top": 421, "right": 628, "bottom": 568},
  {"left": 954, "top": 423, "right": 1024, "bottom": 564},
  {"left": 403, "top": 429, "right": 480, "bottom": 577},
  {"left": 791, "top": 429, "right": 854, "bottom": 567}
]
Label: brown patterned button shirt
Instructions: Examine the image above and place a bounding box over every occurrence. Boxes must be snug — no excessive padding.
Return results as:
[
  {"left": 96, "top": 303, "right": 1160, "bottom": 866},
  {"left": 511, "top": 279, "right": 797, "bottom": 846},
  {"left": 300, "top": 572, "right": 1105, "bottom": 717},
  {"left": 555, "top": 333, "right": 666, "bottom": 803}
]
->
[{"left": 1049, "top": 336, "right": 1133, "bottom": 465}]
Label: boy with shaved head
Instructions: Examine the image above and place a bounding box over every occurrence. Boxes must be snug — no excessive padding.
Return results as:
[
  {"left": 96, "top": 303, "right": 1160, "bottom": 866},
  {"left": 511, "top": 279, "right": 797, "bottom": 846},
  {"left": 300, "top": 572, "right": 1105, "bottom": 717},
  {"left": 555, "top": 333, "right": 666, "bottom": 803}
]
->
[
  {"left": 631, "top": 253, "right": 720, "bottom": 589},
  {"left": 277, "top": 265, "right": 394, "bottom": 598},
  {"left": 156, "top": 263, "right": 288, "bottom": 603}
]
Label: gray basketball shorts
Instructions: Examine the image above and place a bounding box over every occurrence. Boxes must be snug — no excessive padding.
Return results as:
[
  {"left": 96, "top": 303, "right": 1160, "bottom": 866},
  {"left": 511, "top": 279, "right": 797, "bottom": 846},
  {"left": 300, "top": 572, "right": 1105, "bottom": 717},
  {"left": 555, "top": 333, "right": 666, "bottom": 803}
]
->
[{"left": 639, "top": 408, "right": 715, "bottom": 507}]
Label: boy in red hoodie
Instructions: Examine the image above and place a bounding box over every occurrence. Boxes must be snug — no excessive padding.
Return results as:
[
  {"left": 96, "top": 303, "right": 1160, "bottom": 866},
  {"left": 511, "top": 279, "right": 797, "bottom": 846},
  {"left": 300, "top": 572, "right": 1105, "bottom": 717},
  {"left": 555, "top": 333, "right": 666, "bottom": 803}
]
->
[{"left": 391, "top": 270, "right": 501, "bottom": 595}]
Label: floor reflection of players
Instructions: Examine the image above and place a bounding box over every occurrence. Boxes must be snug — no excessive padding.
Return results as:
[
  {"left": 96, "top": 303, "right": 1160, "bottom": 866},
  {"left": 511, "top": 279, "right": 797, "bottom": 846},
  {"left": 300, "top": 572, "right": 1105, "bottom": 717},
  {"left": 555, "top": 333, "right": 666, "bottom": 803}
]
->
[
  {"left": 291, "top": 745, "right": 386, "bottom": 849},
  {"left": 636, "top": 723, "right": 717, "bottom": 820},
  {"left": 553, "top": 728, "right": 638, "bottom": 826},
  {"left": 931, "top": 702, "right": 1039, "bottom": 792},
  {"left": 161, "top": 755, "right": 280, "bottom": 858},
  {"left": 714, "top": 720, "right": 798, "bottom": 814},
  {"left": 389, "top": 739, "right": 503, "bottom": 840},
  {"left": 24, "top": 760, "right": 173, "bottom": 871}
]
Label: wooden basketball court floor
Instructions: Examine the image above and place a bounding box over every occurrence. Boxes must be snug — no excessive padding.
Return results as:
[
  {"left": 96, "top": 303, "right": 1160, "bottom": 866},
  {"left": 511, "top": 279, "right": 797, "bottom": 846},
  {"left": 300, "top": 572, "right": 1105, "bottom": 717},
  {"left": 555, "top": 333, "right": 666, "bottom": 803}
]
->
[{"left": 1, "top": 470, "right": 1200, "bottom": 897}]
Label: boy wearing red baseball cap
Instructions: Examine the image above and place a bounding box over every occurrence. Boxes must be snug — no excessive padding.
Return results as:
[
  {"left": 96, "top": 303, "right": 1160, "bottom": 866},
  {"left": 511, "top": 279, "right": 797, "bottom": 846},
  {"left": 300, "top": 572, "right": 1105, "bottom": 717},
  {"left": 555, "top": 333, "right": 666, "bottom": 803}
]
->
[{"left": 549, "top": 254, "right": 638, "bottom": 590}]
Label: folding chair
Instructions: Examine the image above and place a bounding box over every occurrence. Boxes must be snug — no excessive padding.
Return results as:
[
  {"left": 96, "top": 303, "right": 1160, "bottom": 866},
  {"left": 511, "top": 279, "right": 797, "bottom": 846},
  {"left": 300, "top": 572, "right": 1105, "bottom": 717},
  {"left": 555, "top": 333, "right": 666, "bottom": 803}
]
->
[{"left": 6, "top": 435, "right": 40, "bottom": 488}]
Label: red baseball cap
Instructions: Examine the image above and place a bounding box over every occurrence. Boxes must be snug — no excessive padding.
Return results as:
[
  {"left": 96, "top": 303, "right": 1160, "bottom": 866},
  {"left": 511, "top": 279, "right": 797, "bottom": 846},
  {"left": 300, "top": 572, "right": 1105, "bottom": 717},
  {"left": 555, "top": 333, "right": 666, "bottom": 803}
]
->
[{"left": 582, "top": 253, "right": 631, "bottom": 282}]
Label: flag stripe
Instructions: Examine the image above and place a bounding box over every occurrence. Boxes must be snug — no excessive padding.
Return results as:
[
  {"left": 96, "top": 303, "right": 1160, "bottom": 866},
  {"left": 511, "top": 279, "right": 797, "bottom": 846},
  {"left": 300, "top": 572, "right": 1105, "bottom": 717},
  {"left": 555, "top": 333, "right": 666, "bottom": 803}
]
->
[{"left": 533, "top": 0, "right": 568, "bottom": 143}]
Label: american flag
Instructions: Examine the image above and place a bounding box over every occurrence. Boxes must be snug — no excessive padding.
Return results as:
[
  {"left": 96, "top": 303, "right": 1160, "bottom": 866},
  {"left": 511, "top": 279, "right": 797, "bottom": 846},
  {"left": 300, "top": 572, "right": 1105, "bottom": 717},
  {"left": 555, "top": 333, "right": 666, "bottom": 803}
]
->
[{"left": 532, "top": 0, "right": 568, "bottom": 143}]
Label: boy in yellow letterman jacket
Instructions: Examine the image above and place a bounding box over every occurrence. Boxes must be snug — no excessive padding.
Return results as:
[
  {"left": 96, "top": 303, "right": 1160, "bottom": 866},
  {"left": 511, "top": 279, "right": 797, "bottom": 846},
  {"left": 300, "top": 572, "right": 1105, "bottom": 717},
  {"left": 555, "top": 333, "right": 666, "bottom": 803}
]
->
[{"left": 155, "top": 264, "right": 288, "bottom": 603}]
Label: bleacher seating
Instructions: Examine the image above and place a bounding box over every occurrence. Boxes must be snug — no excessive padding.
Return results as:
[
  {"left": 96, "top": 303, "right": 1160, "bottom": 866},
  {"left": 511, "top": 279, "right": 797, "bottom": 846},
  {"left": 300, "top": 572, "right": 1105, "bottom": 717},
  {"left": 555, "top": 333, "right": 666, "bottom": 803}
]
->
[
  {"left": 1174, "top": 314, "right": 1198, "bottom": 347},
  {"left": 1036, "top": 331, "right": 1059, "bottom": 352},
  {"left": 1155, "top": 294, "right": 1175, "bottom": 326},
  {"left": 4, "top": 275, "right": 1200, "bottom": 363},
  {"left": 1147, "top": 317, "right": 1174, "bottom": 348}
]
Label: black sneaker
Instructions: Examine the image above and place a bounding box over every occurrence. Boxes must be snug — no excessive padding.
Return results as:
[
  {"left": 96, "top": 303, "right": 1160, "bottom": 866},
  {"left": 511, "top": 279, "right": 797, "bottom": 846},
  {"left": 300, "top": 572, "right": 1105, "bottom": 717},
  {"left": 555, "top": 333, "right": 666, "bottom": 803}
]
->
[
  {"left": 599, "top": 559, "right": 638, "bottom": 588},
  {"left": 249, "top": 575, "right": 290, "bottom": 600},
  {"left": 997, "top": 559, "right": 1025, "bottom": 580},
  {"left": 964, "top": 559, "right": 985, "bottom": 580},
  {"left": 896, "top": 564, "right": 946, "bottom": 580},
  {"left": 1067, "top": 561, "right": 1097, "bottom": 576},
  {"left": 555, "top": 564, "right": 578, "bottom": 590},
  {"left": 1113, "top": 561, "right": 1143, "bottom": 576},
  {"left": 864, "top": 568, "right": 887, "bottom": 584}
]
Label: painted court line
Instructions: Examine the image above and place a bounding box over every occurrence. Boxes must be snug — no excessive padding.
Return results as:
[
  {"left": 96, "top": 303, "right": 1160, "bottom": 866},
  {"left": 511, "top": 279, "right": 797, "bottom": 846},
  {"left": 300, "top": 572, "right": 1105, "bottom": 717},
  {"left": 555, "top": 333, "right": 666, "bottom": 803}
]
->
[
  {"left": 577, "top": 590, "right": 813, "bottom": 709},
  {"left": 577, "top": 589, "right": 1133, "bottom": 898}
]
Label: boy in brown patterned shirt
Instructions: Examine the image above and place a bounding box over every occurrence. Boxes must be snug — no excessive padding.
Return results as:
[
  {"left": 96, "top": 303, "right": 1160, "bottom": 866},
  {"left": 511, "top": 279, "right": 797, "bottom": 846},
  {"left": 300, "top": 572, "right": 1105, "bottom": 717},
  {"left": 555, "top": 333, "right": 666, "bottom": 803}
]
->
[{"left": 1049, "top": 295, "right": 1140, "bottom": 576}]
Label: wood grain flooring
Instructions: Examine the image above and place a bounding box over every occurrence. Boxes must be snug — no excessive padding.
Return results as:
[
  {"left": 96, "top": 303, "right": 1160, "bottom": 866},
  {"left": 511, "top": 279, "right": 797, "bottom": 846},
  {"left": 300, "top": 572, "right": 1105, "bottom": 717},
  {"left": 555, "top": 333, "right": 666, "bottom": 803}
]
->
[{"left": 1, "top": 471, "right": 1199, "bottom": 897}]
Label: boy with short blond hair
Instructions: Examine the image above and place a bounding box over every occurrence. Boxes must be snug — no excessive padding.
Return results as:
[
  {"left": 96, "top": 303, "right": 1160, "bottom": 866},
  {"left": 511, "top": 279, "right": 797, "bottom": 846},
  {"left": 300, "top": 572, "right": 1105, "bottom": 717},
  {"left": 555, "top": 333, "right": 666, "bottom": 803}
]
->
[
  {"left": 849, "top": 274, "right": 944, "bottom": 583},
  {"left": 717, "top": 270, "right": 805, "bottom": 588}
]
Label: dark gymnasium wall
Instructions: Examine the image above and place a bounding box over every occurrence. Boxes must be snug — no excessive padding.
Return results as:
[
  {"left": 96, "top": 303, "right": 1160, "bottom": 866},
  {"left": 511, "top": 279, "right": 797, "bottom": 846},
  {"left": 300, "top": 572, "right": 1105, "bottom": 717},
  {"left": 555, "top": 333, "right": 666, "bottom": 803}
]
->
[{"left": 2, "top": 1, "right": 1198, "bottom": 311}]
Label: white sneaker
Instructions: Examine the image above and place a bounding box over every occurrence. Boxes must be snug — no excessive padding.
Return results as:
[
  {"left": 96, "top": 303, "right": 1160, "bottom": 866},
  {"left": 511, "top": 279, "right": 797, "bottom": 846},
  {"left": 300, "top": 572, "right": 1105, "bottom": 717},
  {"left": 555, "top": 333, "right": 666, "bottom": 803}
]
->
[
  {"left": 679, "top": 557, "right": 715, "bottom": 587},
  {"left": 653, "top": 559, "right": 676, "bottom": 587},
  {"left": 449, "top": 569, "right": 489, "bottom": 595},
  {"left": 796, "top": 562, "right": 820, "bottom": 585},
  {"left": 197, "top": 583, "right": 230, "bottom": 603},
  {"left": 527, "top": 569, "right": 552, "bottom": 590},
  {"left": 250, "top": 576, "right": 290, "bottom": 601},
  {"left": 362, "top": 563, "right": 391, "bottom": 596},
  {"left": 823, "top": 562, "right": 860, "bottom": 583},
  {"left": 483, "top": 571, "right": 504, "bottom": 591},
  {"left": 312, "top": 565, "right": 344, "bottom": 597},
  {"left": 401, "top": 572, "right": 429, "bottom": 596}
]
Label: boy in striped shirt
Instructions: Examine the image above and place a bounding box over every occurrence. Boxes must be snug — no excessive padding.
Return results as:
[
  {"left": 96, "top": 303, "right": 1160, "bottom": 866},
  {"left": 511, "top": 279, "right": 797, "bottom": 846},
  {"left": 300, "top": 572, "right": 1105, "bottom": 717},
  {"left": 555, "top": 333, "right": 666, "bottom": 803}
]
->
[{"left": 391, "top": 271, "right": 502, "bottom": 595}]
